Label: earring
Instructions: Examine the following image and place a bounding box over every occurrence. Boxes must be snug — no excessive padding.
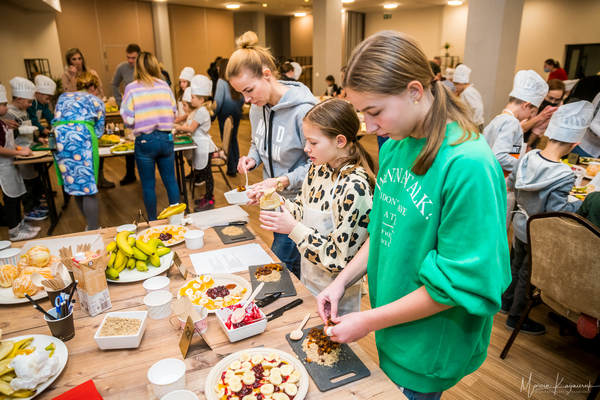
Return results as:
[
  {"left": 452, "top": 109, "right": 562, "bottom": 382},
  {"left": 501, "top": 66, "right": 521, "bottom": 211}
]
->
[{"left": 414, "top": 100, "right": 419, "bottom": 105}]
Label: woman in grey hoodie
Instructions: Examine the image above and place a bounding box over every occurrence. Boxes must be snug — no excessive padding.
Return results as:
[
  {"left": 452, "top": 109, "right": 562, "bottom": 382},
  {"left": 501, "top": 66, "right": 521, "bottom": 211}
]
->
[{"left": 227, "top": 31, "right": 317, "bottom": 279}]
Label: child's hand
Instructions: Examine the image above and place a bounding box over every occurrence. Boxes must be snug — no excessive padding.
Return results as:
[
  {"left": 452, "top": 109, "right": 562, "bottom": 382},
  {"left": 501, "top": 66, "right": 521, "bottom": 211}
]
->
[
  {"left": 39, "top": 138, "right": 49, "bottom": 145},
  {"left": 259, "top": 206, "right": 298, "bottom": 235},
  {"left": 17, "top": 147, "right": 33, "bottom": 157},
  {"left": 4, "top": 120, "right": 19, "bottom": 130}
]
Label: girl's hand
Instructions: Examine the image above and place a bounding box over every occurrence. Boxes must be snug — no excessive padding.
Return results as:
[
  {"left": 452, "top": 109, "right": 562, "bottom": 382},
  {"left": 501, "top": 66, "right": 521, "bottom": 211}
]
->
[
  {"left": 238, "top": 156, "right": 256, "bottom": 174},
  {"left": 17, "top": 147, "right": 33, "bottom": 157},
  {"left": 246, "top": 178, "right": 279, "bottom": 205},
  {"left": 327, "top": 312, "right": 372, "bottom": 344},
  {"left": 259, "top": 206, "right": 297, "bottom": 234},
  {"left": 316, "top": 280, "right": 347, "bottom": 323}
]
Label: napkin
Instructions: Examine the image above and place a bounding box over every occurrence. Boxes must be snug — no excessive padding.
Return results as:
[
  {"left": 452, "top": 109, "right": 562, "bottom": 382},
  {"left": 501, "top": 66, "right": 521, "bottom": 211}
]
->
[{"left": 53, "top": 379, "right": 104, "bottom": 400}]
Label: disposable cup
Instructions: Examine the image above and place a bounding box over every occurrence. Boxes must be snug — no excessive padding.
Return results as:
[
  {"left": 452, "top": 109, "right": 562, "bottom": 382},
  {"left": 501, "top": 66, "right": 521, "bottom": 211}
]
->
[
  {"left": 147, "top": 358, "right": 186, "bottom": 399},
  {"left": 184, "top": 230, "right": 204, "bottom": 250},
  {"left": 0, "top": 248, "right": 21, "bottom": 266},
  {"left": 43, "top": 308, "right": 75, "bottom": 342},
  {"left": 162, "top": 390, "right": 198, "bottom": 400}
]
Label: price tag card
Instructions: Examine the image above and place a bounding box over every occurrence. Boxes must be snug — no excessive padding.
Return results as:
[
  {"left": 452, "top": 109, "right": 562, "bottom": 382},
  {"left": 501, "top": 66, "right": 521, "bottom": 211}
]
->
[
  {"left": 173, "top": 252, "right": 187, "bottom": 279},
  {"left": 568, "top": 152, "right": 580, "bottom": 165},
  {"left": 179, "top": 315, "right": 195, "bottom": 359}
]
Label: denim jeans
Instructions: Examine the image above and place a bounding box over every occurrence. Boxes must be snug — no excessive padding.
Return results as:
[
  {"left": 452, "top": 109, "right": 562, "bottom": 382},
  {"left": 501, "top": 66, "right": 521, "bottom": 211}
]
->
[
  {"left": 398, "top": 386, "right": 443, "bottom": 400},
  {"left": 271, "top": 232, "right": 301, "bottom": 279},
  {"left": 134, "top": 130, "right": 180, "bottom": 220},
  {"left": 218, "top": 117, "right": 241, "bottom": 174}
]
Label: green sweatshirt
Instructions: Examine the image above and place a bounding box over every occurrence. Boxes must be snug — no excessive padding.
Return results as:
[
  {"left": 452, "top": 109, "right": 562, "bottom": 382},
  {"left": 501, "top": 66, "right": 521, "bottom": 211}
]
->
[{"left": 367, "top": 122, "right": 510, "bottom": 393}]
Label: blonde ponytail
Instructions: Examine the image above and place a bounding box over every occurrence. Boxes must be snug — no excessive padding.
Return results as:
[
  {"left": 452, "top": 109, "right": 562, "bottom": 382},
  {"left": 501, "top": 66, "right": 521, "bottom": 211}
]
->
[{"left": 226, "top": 31, "right": 279, "bottom": 80}]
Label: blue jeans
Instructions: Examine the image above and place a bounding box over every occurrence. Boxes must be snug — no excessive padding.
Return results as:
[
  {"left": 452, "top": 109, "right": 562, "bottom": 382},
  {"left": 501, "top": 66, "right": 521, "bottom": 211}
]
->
[
  {"left": 272, "top": 232, "right": 301, "bottom": 279},
  {"left": 218, "top": 117, "right": 241, "bottom": 174},
  {"left": 572, "top": 145, "right": 594, "bottom": 158},
  {"left": 134, "top": 130, "right": 180, "bottom": 221},
  {"left": 398, "top": 386, "right": 443, "bottom": 400}
]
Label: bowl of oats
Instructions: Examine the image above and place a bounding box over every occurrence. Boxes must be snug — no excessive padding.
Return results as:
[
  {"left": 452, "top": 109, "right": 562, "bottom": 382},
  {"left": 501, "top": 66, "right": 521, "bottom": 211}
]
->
[{"left": 94, "top": 311, "right": 148, "bottom": 350}]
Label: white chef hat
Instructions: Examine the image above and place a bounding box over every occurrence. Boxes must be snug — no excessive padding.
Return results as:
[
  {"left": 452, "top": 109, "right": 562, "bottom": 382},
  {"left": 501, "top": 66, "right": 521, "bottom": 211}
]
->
[
  {"left": 509, "top": 70, "right": 548, "bottom": 108},
  {"left": 190, "top": 74, "right": 212, "bottom": 96},
  {"left": 291, "top": 62, "right": 302, "bottom": 80},
  {"left": 445, "top": 68, "right": 454, "bottom": 81},
  {"left": 182, "top": 87, "right": 192, "bottom": 103},
  {"left": 0, "top": 84, "right": 7, "bottom": 103},
  {"left": 179, "top": 67, "right": 195, "bottom": 82},
  {"left": 34, "top": 75, "right": 57, "bottom": 96},
  {"left": 544, "top": 100, "right": 594, "bottom": 143},
  {"left": 9, "top": 77, "right": 36, "bottom": 100},
  {"left": 453, "top": 65, "right": 471, "bottom": 84}
]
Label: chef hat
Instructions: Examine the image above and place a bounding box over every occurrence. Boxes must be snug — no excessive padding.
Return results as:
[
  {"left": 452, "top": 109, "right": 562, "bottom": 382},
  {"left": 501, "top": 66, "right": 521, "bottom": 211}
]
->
[
  {"left": 182, "top": 87, "right": 192, "bottom": 103},
  {"left": 291, "top": 62, "right": 302, "bottom": 80},
  {"left": 509, "top": 70, "right": 548, "bottom": 108},
  {"left": 544, "top": 100, "right": 593, "bottom": 143},
  {"left": 190, "top": 74, "right": 212, "bottom": 96},
  {"left": 9, "top": 77, "right": 36, "bottom": 100},
  {"left": 445, "top": 68, "right": 454, "bottom": 81},
  {"left": 0, "top": 84, "right": 7, "bottom": 103},
  {"left": 34, "top": 75, "right": 57, "bottom": 96},
  {"left": 453, "top": 65, "right": 471, "bottom": 84},
  {"left": 179, "top": 67, "right": 195, "bottom": 82}
]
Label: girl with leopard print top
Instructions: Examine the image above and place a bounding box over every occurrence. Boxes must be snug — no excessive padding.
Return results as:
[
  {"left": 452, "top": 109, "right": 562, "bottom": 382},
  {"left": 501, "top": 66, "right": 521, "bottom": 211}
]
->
[{"left": 259, "top": 98, "right": 375, "bottom": 315}]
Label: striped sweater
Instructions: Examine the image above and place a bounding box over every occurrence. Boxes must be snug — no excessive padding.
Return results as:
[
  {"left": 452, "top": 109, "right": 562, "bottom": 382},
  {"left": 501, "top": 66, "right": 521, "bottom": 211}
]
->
[{"left": 120, "top": 79, "right": 177, "bottom": 135}]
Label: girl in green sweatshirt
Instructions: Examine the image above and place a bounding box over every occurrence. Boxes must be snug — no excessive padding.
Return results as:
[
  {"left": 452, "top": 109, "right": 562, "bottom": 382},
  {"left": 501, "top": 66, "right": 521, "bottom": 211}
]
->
[{"left": 316, "top": 31, "right": 511, "bottom": 399}]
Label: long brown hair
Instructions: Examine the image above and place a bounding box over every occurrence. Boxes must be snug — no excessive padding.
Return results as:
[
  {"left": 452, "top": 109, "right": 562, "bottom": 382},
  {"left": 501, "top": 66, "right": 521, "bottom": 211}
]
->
[
  {"left": 344, "top": 30, "right": 478, "bottom": 175},
  {"left": 217, "top": 58, "right": 242, "bottom": 101},
  {"left": 134, "top": 51, "right": 162, "bottom": 87},
  {"left": 304, "top": 98, "right": 376, "bottom": 190},
  {"left": 65, "top": 48, "right": 87, "bottom": 72},
  {"left": 226, "top": 31, "right": 279, "bottom": 80}
]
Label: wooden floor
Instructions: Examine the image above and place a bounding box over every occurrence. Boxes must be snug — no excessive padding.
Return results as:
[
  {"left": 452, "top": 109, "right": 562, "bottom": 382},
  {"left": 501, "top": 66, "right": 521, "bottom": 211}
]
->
[{"left": 4, "top": 119, "right": 599, "bottom": 399}]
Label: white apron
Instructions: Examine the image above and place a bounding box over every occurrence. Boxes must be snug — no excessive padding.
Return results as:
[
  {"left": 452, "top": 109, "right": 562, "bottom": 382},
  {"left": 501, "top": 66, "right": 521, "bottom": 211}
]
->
[
  {"left": 8, "top": 116, "right": 38, "bottom": 181},
  {"left": 300, "top": 168, "right": 361, "bottom": 316},
  {"left": 191, "top": 131, "right": 217, "bottom": 170},
  {"left": 0, "top": 128, "right": 27, "bottom": 198},
  {"left": 502, "top": 109, "right": 526, "bottom": 231}
]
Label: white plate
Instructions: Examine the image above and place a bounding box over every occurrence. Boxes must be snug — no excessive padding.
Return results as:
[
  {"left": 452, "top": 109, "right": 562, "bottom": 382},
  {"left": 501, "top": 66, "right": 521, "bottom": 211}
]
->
[
  {"left": 107, "top": 251, "right": 174, "bottom": 283},
  {"left": 15, "top": 151, "right": 50, "bottom": 160},
  {"left": 137, "top": 225, "right": 189, "bottom": 247},
  {"left": 584, "top": 174, "right": 597, "bottom": 180},
  {"left": 204, "top": 348, "right": 309, "bottom": 400},
  {"left": 0, "top": 287, "right": 47, "bottom": 305},
  {"left": 2, "top": 334, "right": 69, "bottom": 399},
  {"left": 177, "top": 273, "right": 251, "bottom": 313},
  {"left": 224, "top": 186, "right": 252, "bottom": 206}
]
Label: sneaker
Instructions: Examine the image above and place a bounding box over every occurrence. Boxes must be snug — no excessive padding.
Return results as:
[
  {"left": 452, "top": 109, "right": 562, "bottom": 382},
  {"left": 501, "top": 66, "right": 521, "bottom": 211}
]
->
[
  {"left": 21, "top": 221, "right": 41, "bottom": 232},
  {"left": 226, "top": 171, "right": 237, "bottom": 177},
  {"left": 505, "top": 315, "right": 546, "bottom": 335},
  {"left": 186, "top": 172, "right": 193, "bottom": 180},
  {"left": 499, "top": 303, "right": 511, "bottom": 315},
  {"left": 24, "top": 210, "right": 48, "bottom": 221},
  {"left": 9, "top": 225, "right": 38, "bottom": 241},
  {"left": 35, "top": 205, "right": 49, "bottom": 214},
  {"left": 194, "top": 197, "right": 215, "bottom": 212}
]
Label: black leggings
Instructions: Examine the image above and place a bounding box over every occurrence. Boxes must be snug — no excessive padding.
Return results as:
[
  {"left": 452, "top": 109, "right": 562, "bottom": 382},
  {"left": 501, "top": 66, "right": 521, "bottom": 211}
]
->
[
  {"left": 2, "top": 190, "right": 22, "bottom": 229},
  {"left": 75, "top": 194, "right": 99, "bottom": 230},
  {"left": 195, "top": 163, "right": 214, "bottom": 199}
]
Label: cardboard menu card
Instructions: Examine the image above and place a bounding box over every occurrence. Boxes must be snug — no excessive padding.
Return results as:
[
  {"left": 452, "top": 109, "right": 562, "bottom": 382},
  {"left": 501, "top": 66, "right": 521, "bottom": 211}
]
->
[{"left": 60, "top": 245, "right": 111, "bottom": 317}]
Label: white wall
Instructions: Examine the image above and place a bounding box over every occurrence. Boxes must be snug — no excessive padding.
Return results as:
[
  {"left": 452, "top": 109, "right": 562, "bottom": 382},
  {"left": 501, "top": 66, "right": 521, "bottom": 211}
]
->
[
  {"left": 0, "top": 3, "right": 63, "bottom": 98},
  {"left": 441, "top": 4, "right": 468, "bottom": 61}
]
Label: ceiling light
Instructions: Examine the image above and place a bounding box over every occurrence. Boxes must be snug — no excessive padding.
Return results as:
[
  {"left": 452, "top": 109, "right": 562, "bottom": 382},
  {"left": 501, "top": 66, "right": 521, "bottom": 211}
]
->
[
  {"left": 341, "top": 0, "right": 354, "bottom": 3},
  {"left": 383, "top": 3, "right": 398, "bottom": 9},
  {"left": 342, "top": 8, "right": 346, "bottom": 12},
  {"left": 262, "top": 3, "right": 267, "bottom": 6},
  {"left": 294, "top": 12, "right": 307, "bottom": 17},
  {"left": 226, "top": 3, "right": 240, "bottom": 9},
  {"left": 448, "top": 0, "right": 463, "bottom": 5}
]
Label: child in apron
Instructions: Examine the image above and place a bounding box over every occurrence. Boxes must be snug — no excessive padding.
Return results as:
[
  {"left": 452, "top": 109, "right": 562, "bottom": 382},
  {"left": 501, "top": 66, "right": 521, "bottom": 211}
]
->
[{"left": 258, "top": 98, "right": 375, "bottom": 315}]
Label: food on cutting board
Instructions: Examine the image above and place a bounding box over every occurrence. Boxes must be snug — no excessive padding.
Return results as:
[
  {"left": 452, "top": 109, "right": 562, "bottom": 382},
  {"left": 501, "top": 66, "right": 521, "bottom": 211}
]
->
[
  {"left": 221, "top": 226, "right": 245, "bottom": 237},
  {"left": 214, "top": 351, "right": 301, "bottom": 400},
  {"left": 98, "top": 317, "right": 142, "bottom": 337},
  {"left": 586, "top": 164, "right": 600, "bottom": 177},
  {"left": 302, "top": 327, "right": 341, "bottom": 367},
  {"left": 223, "top": 302, "right": 263, "bottom": 330},
  {"left": 104, "top": 231, "right": 171, "bottom": 280},
  {"left": 179, "top": 275, "right": 247, "bottom": 310},
  {"left": 1, "top": 246, "right": 62, "bottom": 298},
  {"left": 139, "top": 225, "right": 187, "bottom": 246},
  {"left": 255, "top": 263, "right": 283, "bottom": 283}
]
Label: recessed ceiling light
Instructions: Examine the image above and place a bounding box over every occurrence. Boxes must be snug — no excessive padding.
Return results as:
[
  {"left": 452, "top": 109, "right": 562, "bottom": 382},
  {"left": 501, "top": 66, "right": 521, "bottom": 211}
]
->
[
  {"left": 304, "top": 0, "right": 309, "bottom": 2},
  {"left": 262, "top": 3, "right": 267, "bottom": 6},
  {"left": 341, "top": 0, "right": 354, "bottom": 3},
  {"left": 294, "top": 12, "right": 307, "bottom": 17},
  {"left": 226, "top": 3, "right": 240, "bottom": 9},
  {"left": 448, "top": 0, "right": 463, "bottom": 5},
  {"left": 383, "top": 3, "right": 398, "bottom": 9},
  {"left": 342, "top": 8, "right": 346, "bottom": 12}
]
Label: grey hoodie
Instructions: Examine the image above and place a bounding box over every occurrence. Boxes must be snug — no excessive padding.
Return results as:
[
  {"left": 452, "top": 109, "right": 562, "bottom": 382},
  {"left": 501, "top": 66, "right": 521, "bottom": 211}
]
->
[
  {"left": 507, "top": 149, "right": 582, "bottom": 243},
  {"left": 248, "top": 81, "right": 316, "bottom": 199}
]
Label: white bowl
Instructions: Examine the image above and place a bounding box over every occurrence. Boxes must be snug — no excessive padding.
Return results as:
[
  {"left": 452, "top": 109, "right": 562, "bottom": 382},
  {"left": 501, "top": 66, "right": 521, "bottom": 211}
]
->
[
  {"left": 0, "top": 241, "right": 11, "bottom": 251},
  {"left": 184, "top": 230, "right": 205, "bottom": 250},
  {"left": 116, "top": 224, "right": 137, "bottom": 233},
  {"left": 0, "top": 248, "right": 21, "bottom": 266},
  {"left": 143, "top": 290, "right": 173, "bottom": 319},
  {"left": 224, "top": 186, "right": 251, "bottom": 205},
  {"left": 143, "top": 276, "right": 170, "bottom": 294},
  {"left": 94, "top": 311, "right": 148, "bottom": 350},
  {"left": 162, "top": 390, "right": 198, "bottom": 400},
  {"left": 147, "top": 358, "right": 186, "bottom": 399},
  {"left": 215, "top": 303, "right": 267, "bottom": 343}
]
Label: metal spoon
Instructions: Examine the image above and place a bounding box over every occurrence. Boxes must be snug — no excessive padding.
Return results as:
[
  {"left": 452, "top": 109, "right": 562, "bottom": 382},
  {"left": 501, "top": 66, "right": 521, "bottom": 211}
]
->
[
  {"left": 290, "top": 313, "right": 311, "bottom": 340},
  {"left": 231, "top": 282, "right": 264, "bottom": 324}
]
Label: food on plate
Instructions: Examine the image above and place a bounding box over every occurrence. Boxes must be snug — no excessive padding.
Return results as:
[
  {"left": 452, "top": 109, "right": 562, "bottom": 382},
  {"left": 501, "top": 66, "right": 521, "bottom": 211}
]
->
[
  {"left": 255, "top": 263, "right": 283, "bottom": 283},
  {"left": 0, "top": 265, "right": 19, "bottom": 288},
  {"left": 302, "top": 327, "right": 341, "bottom": 367},
  {"left": 260, "top": 188, "right": 281, "bottom": 211},
  {"left": 7, "top": 344, "right": 59, "bottom": 393},
  {"left": 104, "top": 232, "right": 171, "bottom": 280},
  {"left": 179, "top": 275, "right": 247, "bottom": 310},
  {"left": 579, "top": 157, "right": 600, "bottom": 165},
  {"left": 99, "top": 134, "right": 120, "bottom": 146},
  {"left": 110, "top": 142, "right": 135, "bottom": 153},
  {"left": 586, "top": 164, "right": 600, "bottom": 177},
  {"left": 98, "top": 317, "right": 142, "bottom": 337},
  {"left": 214, "top": 351, "right": 301, "bottom": 400},
  {"left": 25, "top": 246, "right": 51, "bottom": 268},
  {"left": 223, "top": 302, "right": 263, "bottom": 329},
  {"left": 570, "top": 184, "right": 596, "bottom": 199},
  {"left": 157, "top": 203, "right": 187, "bottom": 220},
  {"left": 237, "top": 185, "right": 246, "bottom": 192},
  {"left": 221, "top": 226, "right": 245, "bottom": 237},
  {"left": 17, "top": 258, "right": 31, "bottom": 273},
  {"left": 139, "top": 225, "right": 187, "bottom": 246},
  {"left": 11, "top": 276, "right": 38, "bottom": 298}
]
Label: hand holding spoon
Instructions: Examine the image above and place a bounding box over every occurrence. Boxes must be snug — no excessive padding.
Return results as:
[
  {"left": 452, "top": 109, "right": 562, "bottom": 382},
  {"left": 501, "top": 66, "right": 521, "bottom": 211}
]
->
[
  {"left": 290, "top": 313, "right": 311, "bottom": 340},
  {"left": 231, "top": 282, "right": 264, "bottom": 324}
]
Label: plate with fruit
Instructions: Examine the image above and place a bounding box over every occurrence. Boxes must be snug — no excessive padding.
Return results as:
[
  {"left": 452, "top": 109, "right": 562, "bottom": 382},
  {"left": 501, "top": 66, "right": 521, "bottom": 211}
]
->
[
  {"left": 177, "top": 274, "right": 251, "bottom": 313},
  {"left": 99, "top": 134, "right": 122, "bottom": 147},
  {"left": 0, "top": 334, "right": 68, "bottom": 399},
  {"left": 110, "top": 142, "right": 135, "bottom": 154},
  {"left": 104, "top": 231, "right": 174, "bottom": 283},
  {"left": 137, "top": 225, "right": 189, "bottom": 247}
]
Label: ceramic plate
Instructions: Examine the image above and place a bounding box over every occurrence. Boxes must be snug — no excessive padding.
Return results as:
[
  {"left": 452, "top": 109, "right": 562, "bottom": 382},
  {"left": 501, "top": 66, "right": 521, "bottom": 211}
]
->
[
  {"left": 177, "top": 273, "right": 251, "bottom": 313},
  {"left": 107, "top": 251, "right": 174, "bottom": 283},
  {"left": 1, "top": 334, "right": 68, "bottom": 399},
  {"left": 137, "top": 225, "right": 189, "bottom": 247},
  {"left": 0, "top": 287, "right": 47, "bottom": 305}
]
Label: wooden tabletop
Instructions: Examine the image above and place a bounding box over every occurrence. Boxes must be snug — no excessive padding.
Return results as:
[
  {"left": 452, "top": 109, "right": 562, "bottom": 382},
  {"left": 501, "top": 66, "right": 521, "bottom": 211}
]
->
[{"left": 2, "top": 221, "right": 404, "bottom": 399}]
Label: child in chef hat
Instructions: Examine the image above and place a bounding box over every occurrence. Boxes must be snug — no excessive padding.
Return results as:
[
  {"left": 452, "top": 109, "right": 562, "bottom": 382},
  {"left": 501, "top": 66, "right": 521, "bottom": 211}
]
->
[
  {"left": 174, "top": 75, "right": 218, "bottom": 211},
  {"left": 27, "top": 75, "right": 56, "bottom": 136},
  {"left": 502, "top": 100, "right": 593, "bottom": 335},
  {"left": 0, "top": 83, "right": 39, "bottom": 240},
  {"left": 453, "top": 64, "right": 485, "bottom": 131},
  {"left": 175, "top": 67, "right": 195, "bottom": 124}
]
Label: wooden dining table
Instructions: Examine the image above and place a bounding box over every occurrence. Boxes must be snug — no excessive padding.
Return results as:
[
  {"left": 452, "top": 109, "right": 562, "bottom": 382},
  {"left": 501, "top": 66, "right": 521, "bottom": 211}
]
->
[{"left": 2, "top": 221, "right": 405, "bottom": 399}]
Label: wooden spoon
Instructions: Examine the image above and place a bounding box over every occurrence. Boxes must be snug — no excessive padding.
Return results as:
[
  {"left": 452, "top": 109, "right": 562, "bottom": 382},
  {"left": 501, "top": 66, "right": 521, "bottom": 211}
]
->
[
  {"left": 30, "top": 273, "right": 46, "bottom": 288},
  {"left": 290, "top": 313, "right": 311, "bottom": 340},
  {"left": 231, "top": 282, "right": 264, "bottom": 324},
  {"left": 41, "top": 279, "right": 58, "bottom": 290}
]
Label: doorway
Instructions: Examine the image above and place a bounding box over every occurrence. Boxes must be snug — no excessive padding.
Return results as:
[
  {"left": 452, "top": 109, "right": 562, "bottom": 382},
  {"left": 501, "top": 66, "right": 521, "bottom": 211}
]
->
[{"left": 564, "top": 43, "right": 600, "bottom": 79}]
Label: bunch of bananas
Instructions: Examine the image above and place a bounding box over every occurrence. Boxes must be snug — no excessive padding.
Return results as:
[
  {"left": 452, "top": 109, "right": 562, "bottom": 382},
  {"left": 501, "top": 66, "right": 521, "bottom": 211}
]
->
[
  {"left": 110, "top": 142, "right": 135, "bottom": 153},
  {"left": 99, "top": 134, "right": 121, "bottom": 145},
  {"left": 105, "top": 231, "right": 171, "bottom": 280},
  {"left": 0, "top": 337, "right": 40, "bottom": 397},
  {"left": 157, "top": 203, "right": 187, "bottom": 220}
]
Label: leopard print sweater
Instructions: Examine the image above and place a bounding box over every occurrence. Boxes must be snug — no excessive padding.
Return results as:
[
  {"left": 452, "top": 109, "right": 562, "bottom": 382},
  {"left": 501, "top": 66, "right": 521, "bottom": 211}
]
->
[{"left": 285, "top": 163, "right": 373, "bottom": 273}]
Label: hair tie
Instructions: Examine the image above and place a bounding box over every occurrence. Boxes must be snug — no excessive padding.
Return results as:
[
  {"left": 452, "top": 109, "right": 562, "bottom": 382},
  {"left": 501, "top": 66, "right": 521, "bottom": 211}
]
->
[{"left": 430, "top": 78, "right": 438, "bottom": 86}]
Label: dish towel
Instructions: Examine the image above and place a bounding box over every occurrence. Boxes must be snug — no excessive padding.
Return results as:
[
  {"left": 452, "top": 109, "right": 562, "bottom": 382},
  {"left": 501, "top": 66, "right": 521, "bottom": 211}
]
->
[{"left": 53, "top": 379, "right": 103, "bottom": 399}]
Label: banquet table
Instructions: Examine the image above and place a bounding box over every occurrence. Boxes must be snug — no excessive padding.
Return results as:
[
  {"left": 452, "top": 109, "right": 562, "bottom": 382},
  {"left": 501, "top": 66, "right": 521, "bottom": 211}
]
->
[{"left": 2, "top": 221, "right": 405, "bottom": 399}]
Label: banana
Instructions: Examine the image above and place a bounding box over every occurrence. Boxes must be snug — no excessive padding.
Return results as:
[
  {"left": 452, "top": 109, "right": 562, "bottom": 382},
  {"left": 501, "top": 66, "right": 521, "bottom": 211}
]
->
[
  {"left": 107, "top": 251, "right": 117, "bottom": 268},
  {"left": 132, "top": 246, "right": 148, "bottom": 261},
  {"left": 106, "top": 241, "right": 117, "bottom": 252},
  {"left": 116, "top": 231, "right": 134, "bottom": 256},
  {"left": 157, "top": 203, "right": 187, "bottom": 219},
  {"left": 0, "top": 341, "right": 14, "bottom": 360},
  {"left": 127, "top": 257, "right": 136, "bottom": 269},
  {"left": 7, "top": 338, "right": 32, "bottom": 359},
  {"left": 105, "top": 267, "right": 119, "bottom": 280},
  {"left": 284, "top": 383, "right": 298, "bottom": 396},
  {"left": 148, "top": 238, "right": 165, "bottom": 248},
  {"left": 135, "top": 239, "right": 156, "bottom": 256},
  {"left": 149, "top": 253, "right": 161, "bottom": 267},
  {"left": 115, "top": 257, "right": 128, "bottom": 273},
  {"left": 156, "top": 247, "right": 171, "bottom": 257},
  {"left": 261, "top": 384, "right": 274, "bottom": 396},
  {"left": 127, "top": 236, "right": 135, "bottom": 247},
  {"left": 11, "top": 389, "right": 38, "bottom": 398},
  {"left": 114, "top": 249, "right": 126, "bottom": 271},
  {"left": 135, "top": 260, "right": 148, "bottom": 271}
]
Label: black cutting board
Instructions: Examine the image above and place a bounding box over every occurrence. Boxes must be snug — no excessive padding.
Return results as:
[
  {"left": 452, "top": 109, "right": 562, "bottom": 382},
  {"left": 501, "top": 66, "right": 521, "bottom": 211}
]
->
[
  {"left": 285, "top": 324, "right": 371, "bottom": 392},
  {"left": 213, "top": 224, "right": 255, "bottom": 244},
  {"left": 248, "top": 263, "right": 297, "bottom": 300}
]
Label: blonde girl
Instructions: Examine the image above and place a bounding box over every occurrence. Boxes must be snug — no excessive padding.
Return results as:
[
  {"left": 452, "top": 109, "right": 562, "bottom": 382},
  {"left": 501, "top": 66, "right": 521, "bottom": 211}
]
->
[
  {"left": 316, "top": 31, "right": 510, "bottom": 399},
  {"left": 260, "top": 98, "right": 374, "bottom": 315},
  {"left": 175, "top": 67, "right": 195, "bottom": 124}
]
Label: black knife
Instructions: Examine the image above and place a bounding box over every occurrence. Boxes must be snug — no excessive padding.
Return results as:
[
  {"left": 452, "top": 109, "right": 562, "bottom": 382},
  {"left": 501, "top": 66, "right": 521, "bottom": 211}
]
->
[
  {"left": 265, "top": 298, "right": 303, "bottom": 321},
  {"left": 256, "top": 292, "right": 283, "bottom": 308}
]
